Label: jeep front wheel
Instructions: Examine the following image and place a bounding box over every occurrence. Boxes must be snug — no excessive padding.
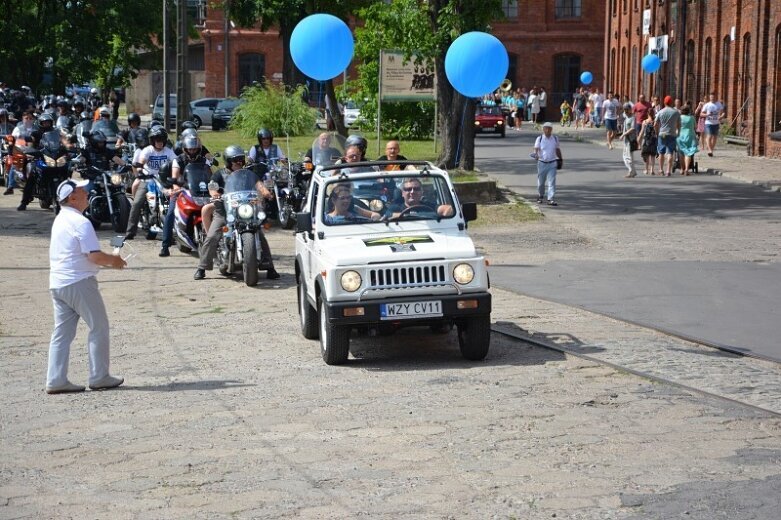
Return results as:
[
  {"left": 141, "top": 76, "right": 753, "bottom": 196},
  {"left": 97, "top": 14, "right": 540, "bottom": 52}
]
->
[
  {"left": 298, "top": 278, "right": 318, "bottom": 339},
  {"left": 319, "top": 299, "right": 349, "bottom": 365},
  {"left": 457, "top": 315, "right": 491, "bottom": 361}
]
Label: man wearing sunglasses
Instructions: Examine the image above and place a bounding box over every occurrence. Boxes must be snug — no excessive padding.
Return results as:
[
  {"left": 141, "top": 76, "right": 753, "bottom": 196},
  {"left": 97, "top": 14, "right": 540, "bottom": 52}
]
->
[{"left": 385, "top": 177, "right": 454, "bottom": 219}]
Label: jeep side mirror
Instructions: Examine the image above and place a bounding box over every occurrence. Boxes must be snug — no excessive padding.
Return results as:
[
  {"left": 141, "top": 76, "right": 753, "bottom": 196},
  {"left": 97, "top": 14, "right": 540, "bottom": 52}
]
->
[
  {"left": 296, "top": 212, "right": 312, "bottom": 233},
  {"left": 462, "top": 202, "right": 477, "bottom": 222}
]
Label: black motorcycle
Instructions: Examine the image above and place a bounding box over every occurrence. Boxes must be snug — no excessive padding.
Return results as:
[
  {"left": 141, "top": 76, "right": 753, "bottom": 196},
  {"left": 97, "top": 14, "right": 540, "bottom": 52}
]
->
[
  {"left": 30, "top": 130, "right": 72, "bottom": 210},
  {"left": 77, "top": 163, "right": 132, "bottom": 232},
  {"left": 277, "top": 160, "right": 313, "bottom": 229}
]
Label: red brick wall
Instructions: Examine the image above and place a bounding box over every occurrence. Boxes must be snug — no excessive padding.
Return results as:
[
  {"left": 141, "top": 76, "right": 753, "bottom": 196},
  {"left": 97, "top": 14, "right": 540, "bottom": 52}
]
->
[{"left": 607, "top": 0, "right": 781, "bottom": 157}]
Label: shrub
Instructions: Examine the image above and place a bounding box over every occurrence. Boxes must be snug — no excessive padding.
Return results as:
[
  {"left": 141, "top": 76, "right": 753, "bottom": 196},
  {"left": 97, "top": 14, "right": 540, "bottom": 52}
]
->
[{"left": 230, "top": 84, "right": 318, "bottom": 138}]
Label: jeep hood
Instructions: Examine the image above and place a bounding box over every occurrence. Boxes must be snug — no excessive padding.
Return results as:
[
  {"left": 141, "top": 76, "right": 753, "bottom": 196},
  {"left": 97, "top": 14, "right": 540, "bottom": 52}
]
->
[{"left": 319, "top": 233, "right": 478, "bottom": 266}]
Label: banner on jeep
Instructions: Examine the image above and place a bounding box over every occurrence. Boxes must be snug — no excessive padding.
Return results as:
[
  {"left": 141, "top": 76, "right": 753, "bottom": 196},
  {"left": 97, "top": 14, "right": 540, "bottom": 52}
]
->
[{"left": 363, "top": 235, "right": 434, "bottom": 247}]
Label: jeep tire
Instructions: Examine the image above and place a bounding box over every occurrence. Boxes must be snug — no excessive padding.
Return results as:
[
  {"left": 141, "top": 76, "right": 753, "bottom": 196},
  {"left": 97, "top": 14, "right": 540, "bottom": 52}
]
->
[
  {"left": 319, "top": 299, "right": 349, "bottom": 365},
  {"left": 457, "top": 315, "right": 491, "bottom": 361},
  {"left": 298, "top": 278, "right": 318, "bottom": 339}
]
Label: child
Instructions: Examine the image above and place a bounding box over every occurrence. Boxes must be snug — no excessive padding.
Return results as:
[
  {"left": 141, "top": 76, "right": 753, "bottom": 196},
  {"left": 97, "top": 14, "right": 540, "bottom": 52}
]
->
[{"left": 560, "top": 100, "right": 572, "bottom": 127}]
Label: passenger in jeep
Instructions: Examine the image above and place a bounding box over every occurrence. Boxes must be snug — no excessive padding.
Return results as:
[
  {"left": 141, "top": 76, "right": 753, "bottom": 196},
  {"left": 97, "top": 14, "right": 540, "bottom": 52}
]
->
[
  {"left": 324, "top": 183, "right": 381, "bottom": 224},
  {"left": 384, "top": 177, "right": 454, "bottom": 219}
]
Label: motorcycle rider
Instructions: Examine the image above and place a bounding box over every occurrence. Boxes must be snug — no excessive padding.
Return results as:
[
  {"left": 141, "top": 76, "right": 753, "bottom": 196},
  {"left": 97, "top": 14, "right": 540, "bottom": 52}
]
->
[
  {"left": 124, "top": 125, "right": 176, "bottom": 240},
  {"left": 1, "top": 109, "right": 16, "bottom": 195},
  {"left": 12, "top": 111, "right": 36, "bottom": 141},
  {"left": 248, "top": 128, "right": 286, "bottom": 167},
  {"left": 193, "top": 145, "right": 279, "bottom": 280},
  {"left": 17, "top": 113, "right": 59, "bottom": 211},
  {"left": 345, "top": 134, "right": 369, "bottom": 161},
  {"left": 303, "top": 132, "right": 342, "bottom": 166},
  {"left": 82, "top": 130, "right": 124, "bottom": 170},
  {"left": 159, "top": 135, "right": 209, "bottom": 257},
  {"left": 115, "top": 112, "right": 141, "bottom": 148}
]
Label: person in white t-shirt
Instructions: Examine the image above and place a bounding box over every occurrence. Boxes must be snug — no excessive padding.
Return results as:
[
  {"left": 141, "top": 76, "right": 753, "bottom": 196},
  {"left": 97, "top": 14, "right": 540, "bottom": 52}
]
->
[
  {"left": 46, "top": 179, "right": 126, "bottom": 394},
  {"left": 701, "top": 92, "right": 725, "bottom": 156},
  {"left": 590, "top": 89, "right": 605, "bottom": 128},
  {"left": 602, "top": 92, "right": 621, "bottom": 149},
  {"left": 533, "top": 122, "right": 562, "bottom": 206}
]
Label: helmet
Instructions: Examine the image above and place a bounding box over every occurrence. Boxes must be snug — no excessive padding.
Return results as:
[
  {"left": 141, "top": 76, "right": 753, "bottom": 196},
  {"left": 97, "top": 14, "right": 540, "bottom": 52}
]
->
[
  {"left": 56, "top": 99, "right": 70, "bottom": 109},
  {"left": 180, "top": 128, "right": 198, "bottom": 140},
  {"left": 133, "top": 128, "right": 149, "bottom": 148},
  {"left": 149, "top": 126, "right": 168, "bottom": 145},
  {"left": 90, "top": 87, "right": 98, "bottom": 96},
  {"left": 181, "top": 120, "right": 198, "bottom": 131},
  {"left": 38, "top": 112, "right": 55, "bottom": 126},
  {"left": 182, "top": 135, "right": 202, "bottom": 159},
  {"left": 257, "top": 127, "right": 273, "bottom": 143},
  {"left": 224, "top": 145, "right": 245, "bottom": 167},
  {"left": 72, "top": 97, "right": 85, "bottom": 110},
  {"left": 127, "top": 112, "right": 141, "bottom": 125},
  {"left": 345, "top": 134, "right": 367, "bottom": 154},
  {"left": 79, "top": 110, "right": 91, "bottom": 122},
  {"left": 90, "top": 130, "right": 107, "bottom": 147},
  {"left": 0, "top": 108, "right": 8, "bottom": 118},
  {"left": 148, "top": 119, "right": 163, "bottom": 130},
  {"left": 99, "top": 106, "right": 111, "bottom": 118}
]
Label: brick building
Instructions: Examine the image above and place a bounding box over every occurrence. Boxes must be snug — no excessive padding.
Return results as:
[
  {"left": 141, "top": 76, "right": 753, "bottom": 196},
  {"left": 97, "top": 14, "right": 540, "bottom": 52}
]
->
[
  {"left": 606, "top": 0, "right": 781, "bottom": 158},
  {"left": 198, "top": 1, "right": 605, "bottom": 112}
]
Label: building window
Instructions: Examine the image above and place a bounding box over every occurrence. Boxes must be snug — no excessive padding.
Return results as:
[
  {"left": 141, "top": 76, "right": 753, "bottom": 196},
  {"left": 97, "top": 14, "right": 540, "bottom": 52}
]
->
[
  {"left": 238, "top": 53, "right": 265, "bottom": 90},
  {"left": 555, "top": 0, "right": 582, "bottom": 19},
  {"left": 620, "top": 47, "right": 626, "bottom": 97},
  {"left": 501, "top": 0, "right": 518, "bottom": 18},
  {"left": 721, "top": 36, "right": 731, "bottom": 109},
  {"left": 685, "top": 40, "right": 696, "bottom": 104},
  {"left": 740, "top": 33, "right": 751, "bottom": 122},
  {"left": 703, "top": 38, "right": 712, "bottom": 99},
  {"left": 622, "top": 0, "right": 627, "bottom": 15},
  {"left": 612, "top": 0, "right": 617, "bottom": 17},
  {"left": 507, "top": 53, "right": 518, "bottom": 88},
  {"left": 774, "top": 26, "right": 781, "bottom": 131},
  {"left": 553, "top": 54, "right": 581, "bottom": 109},
  {"left": 609, "top": 48, "right": 616, "bottom": 89},
  {"left": 630, "top": 46, "right": 638, "bottom": 99}
]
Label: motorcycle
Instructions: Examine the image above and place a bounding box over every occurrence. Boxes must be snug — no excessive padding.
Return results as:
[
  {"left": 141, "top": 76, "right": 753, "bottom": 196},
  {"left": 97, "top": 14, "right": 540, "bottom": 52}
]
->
[
  {"left": 2, "top": 135, "right": 33, "bottom": 189},
  {"left": 77, "top": 163, "right": 132, "bottom": 232},
  {"left": 173, "top": 162, "right": 212, "bottom": 253},
  {"left": 277, "top": 160, "right": 314, "bottom": 229},
  {"left": 30, "top": 130, "right": 73, "bottom": 210},
  {"left": 138, "top": 172, "right": 168, "bottom": 239},
  {"left": 217, "top": 168, "right": 270, "bottom": 286}
]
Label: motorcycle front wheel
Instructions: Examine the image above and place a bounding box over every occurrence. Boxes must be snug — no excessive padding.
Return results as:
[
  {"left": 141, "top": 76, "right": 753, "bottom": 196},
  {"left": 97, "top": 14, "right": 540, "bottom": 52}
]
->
[
  {"left": 241, "top": 232, "right": 258, "bottom": 286},
  {"left": 111, "top": 194, "right": 131, "bottom": 233},
  {"left": 279, "top": 204, "right": 295, "bottom": 229}
]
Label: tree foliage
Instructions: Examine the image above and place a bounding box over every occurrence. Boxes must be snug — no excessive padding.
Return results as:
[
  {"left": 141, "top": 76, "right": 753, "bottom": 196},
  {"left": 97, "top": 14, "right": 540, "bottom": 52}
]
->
[
  {"left": 230, "top": 84, "right": 317, "bottom": 138},
  {"left": 0, "top": 0, "right": 163, "bottom": 93}
]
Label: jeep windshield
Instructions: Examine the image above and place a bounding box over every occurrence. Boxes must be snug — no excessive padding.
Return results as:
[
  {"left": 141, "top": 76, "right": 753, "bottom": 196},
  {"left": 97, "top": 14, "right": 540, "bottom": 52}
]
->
[{"left": 321, "top": 171, "right": 455, "bottom": 226}]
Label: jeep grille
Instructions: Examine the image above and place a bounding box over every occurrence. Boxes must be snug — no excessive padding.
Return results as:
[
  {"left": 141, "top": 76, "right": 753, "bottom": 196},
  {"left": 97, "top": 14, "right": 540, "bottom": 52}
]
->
[{"left": 369, "top": 264, "right": 447, "bottom": 289}]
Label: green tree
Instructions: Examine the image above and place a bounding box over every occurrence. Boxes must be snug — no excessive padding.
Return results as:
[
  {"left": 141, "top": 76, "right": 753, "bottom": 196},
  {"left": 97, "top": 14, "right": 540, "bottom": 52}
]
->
[{"left": 230, "top": 83, "right": 317, "bottom": 137}]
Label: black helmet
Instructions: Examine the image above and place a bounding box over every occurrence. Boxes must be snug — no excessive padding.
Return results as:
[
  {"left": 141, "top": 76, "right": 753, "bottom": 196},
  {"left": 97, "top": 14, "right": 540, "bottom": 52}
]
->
[
  {"left": 182, "top": 135, "right": 202, "bottom": 159},
  {"left": 181, "top": 120, "right": 198, "bottom": 131},
  {"left": 56, "top": 99, "right": 70, "bottom": 110},
  {"left": 224, "top": 145, "right": 245, "bottom": 167},
  {"left": 345, "top": 134, "right": 367, "bottom": 154},
  {"left": 79, "top": 110, "right": 91, "bottom": 122},
  {"left": 38, "top": 112, "right": 55, "bottom": 126},
  {"left": 180, "top": 128, "right": 198, "bottom": 140},
  {"left": 148, "top": 119, "right": 163, "bottom": 130},
  {"left": 133, "top": 128, "right": 149, "bottom": 148},
  {"left": 257, "top": 127, "right": 273, "bottom": 144},
  {"left": 149, "top": 125, "right": 168, "bottom": 145},
  {"left": 73, "top": 97, "right": 85, "bottom": 110},
  {"left": 90, "top": 130, "right": 107, "bottom": 147},
  {"left": 127, "top": 112, "right": 141, "bottom": 125}
]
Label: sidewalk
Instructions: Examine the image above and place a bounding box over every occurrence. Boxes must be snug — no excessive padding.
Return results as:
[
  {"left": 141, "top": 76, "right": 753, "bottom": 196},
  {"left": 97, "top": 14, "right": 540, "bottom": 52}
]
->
[{"left": 557, "top": 126, "right": 781, "bottom": 192}]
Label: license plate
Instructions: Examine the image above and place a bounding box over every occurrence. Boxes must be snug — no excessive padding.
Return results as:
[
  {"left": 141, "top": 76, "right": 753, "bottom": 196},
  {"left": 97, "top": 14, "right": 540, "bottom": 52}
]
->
[{"left": 380, "top": 300, "right": 442, "bottom": 320}]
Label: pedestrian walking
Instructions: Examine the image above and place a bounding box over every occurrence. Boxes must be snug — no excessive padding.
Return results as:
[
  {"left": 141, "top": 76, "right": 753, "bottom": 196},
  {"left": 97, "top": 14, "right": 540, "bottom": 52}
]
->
[
  {"left": 533, "top": 122, "right": 562, "bottom": 206},
  {"left": 603, "top": 91, "right": 620, "bottom": 149},
  {"left": 538, "top": 87, "right": 548, "bottom": 123},
  {"left": 639, "top": 111, "right": 659, "bottom": 175},
  {"left": 46, "top": 179, "right": 126, "bottom": 394},
  {"left": 701, "top": 92, "right": 725, "bottom": 156},
  {"left": 620, "top": 103, "right": 638, "bottom": 178},
  {"left": 573, "top": 88, "right": 588, "bottom": 129},
  {"left": 654, "top": 96, "right": 681, "bottom": 177},
  {"left": 632, "top": 94, "right": 652, "bottom": 135},
  {"left": 694, "top": 95, "right": 708, "bottom": 150},
  {"left": 676, "top": 105, "right": 699, "bottom": 175},
  {"left": 528, "top": 88, "right": 541, "bottom": 128}
]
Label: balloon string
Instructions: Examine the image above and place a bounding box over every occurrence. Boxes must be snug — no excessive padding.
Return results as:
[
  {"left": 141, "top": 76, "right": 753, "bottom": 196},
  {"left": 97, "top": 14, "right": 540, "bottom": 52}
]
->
[{"left": 455, "top": 100, "right": 467, "bottom": 165}]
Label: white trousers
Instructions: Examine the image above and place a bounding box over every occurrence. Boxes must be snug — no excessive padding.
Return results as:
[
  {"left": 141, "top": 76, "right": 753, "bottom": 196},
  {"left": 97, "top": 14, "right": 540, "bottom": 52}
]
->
[
  {"left": 47, "top": 276, "right": 111, "bottom": 387},
  {"left": 623, "top": 142, "right": 637, "bottom": 174}
]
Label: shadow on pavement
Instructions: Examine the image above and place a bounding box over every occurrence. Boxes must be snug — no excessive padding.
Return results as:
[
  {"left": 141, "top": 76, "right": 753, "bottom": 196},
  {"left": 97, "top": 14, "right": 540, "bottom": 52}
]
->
[{"left": 120, "top": 379, "right": 255, "bottom": 391}]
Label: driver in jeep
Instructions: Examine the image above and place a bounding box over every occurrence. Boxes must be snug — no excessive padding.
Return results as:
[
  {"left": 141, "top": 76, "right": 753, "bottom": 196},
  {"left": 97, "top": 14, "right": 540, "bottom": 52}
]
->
[{"left": 384, "top": 177, "right": 454, "bottom": 219}]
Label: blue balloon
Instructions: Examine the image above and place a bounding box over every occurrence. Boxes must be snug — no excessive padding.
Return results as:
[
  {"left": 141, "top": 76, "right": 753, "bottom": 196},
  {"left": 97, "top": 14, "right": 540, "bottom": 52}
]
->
[
  {"left": 290, "top": 14, "right": 354, "bottom": 81},
  {"left": 445, "top": 32, "right": 509, "bottom": 98},
  {"left": 642, "top": 54, "right": 661, "bottom": 73},
  {"left": 580, "top": 71, "right": 593, "bottom": 85}
]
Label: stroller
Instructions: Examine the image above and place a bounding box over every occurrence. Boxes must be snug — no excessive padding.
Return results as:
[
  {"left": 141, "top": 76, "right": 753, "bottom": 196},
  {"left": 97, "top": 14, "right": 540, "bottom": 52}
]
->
[{"left": 672, "top": 152, "right": 699, "bottom": 174}]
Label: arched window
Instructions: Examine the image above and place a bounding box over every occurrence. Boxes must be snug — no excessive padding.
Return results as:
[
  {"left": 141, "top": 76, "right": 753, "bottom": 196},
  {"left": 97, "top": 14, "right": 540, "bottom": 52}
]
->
[
  {"left": 740, "top": 33, "right": 751, "bottom": 119},
  {"left": 609, "top": 48, "right": 617, "bottom": 89},
  {"left": 686, "top": 40, "right": 696, "bottom": 104},
  {"left": 620, "top": 47, "right": 627, "bottom": 96},
  {"left": 721, "top": 36, "right": 731, "bottom": 108},
  {"left": 703, "top": 38, "right": 712, "bottom": 97},
  {"left": 774, "top": 25, "right": 781, "bottom": 131},
  {"left": 630, "top": 46, "right": 638, "bottom": 100}
]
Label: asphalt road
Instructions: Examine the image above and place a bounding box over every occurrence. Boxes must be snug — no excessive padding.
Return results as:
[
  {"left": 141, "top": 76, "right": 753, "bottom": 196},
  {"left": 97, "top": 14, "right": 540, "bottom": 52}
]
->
[{"left": 475, "top": 128, "right": 781, "bottom": 362}]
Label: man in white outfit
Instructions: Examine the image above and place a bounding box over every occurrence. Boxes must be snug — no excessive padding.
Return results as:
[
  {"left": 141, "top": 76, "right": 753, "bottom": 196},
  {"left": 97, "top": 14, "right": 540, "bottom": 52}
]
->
[
  {"left": 46, "top": 179, "right": 126, "bottom": 394},
  {"left": 534, "top": 122, "right": 562, "bottom": 206}
]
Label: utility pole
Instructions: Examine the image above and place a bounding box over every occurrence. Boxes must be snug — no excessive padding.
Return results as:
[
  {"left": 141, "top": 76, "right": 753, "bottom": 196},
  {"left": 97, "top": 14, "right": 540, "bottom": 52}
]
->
[
  {"left": 163, "top": 0, "right": 170, "bottom": 130},
  {"left": 224, "top": 1, "right": 230, "bottom": 97},
  {"left": 176, "top": 0, "right": 190, "bottom": 134}
]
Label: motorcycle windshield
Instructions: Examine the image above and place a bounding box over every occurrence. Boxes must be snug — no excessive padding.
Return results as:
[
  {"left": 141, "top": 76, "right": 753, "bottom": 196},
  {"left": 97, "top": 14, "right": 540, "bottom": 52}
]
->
[
  {"left": 223, "top": 169, "right": 258, "bottom": 194},
  {"left": 309, "top": 132, "right": 346, "bottom": 167},
  {"left": 92, "top": 120, "right": 119, "bottom": 140},
  {"left": 41, "top": 131, "right": 61, "bottom": 153},
  {"left": 183, "top": 162, "right": 211, "bottom": 197},
  {"left": 55, "top": 116, "right": 72, "bottom": 130},
  {"left": 75, "top": 121, "right": 92, "bottom": 148}
]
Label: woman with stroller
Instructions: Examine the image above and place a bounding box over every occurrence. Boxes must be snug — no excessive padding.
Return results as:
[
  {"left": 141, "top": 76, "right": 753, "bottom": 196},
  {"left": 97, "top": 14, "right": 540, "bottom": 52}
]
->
[{"left": 676, "top": 105, "right": 699, "bottom": 175}]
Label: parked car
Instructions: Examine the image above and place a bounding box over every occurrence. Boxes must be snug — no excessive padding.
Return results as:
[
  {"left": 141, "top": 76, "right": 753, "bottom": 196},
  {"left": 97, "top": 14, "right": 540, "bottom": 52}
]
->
[
  {"left": 474, "top": 104, "right": 505, "bottom": 137},
  {"left": 189, "top": 97, "right": 222, "bottom": 128},
  {"left": 211, "top": 98, "right": 244, "bottom": 131},
  {"left": 151, "top": 94, "right": 177, "bottom": 128}
]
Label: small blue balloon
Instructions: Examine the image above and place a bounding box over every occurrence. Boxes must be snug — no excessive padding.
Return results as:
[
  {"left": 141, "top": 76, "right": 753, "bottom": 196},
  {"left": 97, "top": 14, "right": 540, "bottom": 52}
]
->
[
  {"left": 290, "top": 14, "right": 354, "bottom": 81},
  {"left": 580, "top": 71, "right": 593, "bottom": 85},
  {"left": 445, "top": 32, "right": 509, "bottom": 98},
  {"left": 642, "top": 54, "right": 661, "bottom": 74}
]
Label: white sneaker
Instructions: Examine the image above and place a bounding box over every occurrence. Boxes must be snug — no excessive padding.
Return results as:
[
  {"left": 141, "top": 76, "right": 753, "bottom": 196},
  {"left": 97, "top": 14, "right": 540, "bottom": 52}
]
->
[
  {"left": 89, "top": 375, "right": 124, "bottom": 390},
  {"left": 45, "top": 381, "right": 86, "bottom": 394}
]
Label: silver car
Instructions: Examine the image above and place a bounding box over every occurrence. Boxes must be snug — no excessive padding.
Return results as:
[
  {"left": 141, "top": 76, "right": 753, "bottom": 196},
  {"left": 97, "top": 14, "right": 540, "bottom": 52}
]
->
[{"left": 189, "top": 97, "right": 222, "bottom": 128}]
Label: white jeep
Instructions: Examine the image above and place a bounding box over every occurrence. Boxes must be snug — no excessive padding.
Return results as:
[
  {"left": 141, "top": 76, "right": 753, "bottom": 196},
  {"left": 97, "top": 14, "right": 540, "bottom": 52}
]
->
[{"left": 294, "top": 160, "right": 491, "bottom": 365}]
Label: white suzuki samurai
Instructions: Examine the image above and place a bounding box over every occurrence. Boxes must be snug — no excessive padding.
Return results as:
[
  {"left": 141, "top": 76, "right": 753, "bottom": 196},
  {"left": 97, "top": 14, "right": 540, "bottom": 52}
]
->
[{"left": 294, "top": 160, "right": 491, "bottom": 365}]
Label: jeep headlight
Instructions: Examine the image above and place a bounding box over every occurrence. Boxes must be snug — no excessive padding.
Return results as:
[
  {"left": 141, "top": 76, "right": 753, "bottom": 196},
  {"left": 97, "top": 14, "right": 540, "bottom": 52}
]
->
[
  {"left": 453, "top": 263, "right": 474, "bottom": 285},
  {"left": 340, "top": 270, "right": 362, "bottom": 292},
  {"left": 368, "top": 199, "right": 385, "bottom": 212},
  {"left": 237, "top": 203, "right": 254, "bottom": 219}
]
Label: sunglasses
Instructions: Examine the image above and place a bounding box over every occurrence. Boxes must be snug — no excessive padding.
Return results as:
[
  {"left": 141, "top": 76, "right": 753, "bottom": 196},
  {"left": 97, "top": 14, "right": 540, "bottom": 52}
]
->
[
  {"left": 346, "top": 154, "right": 360, "bottom": 160},
  {"left": 402, "top": 186, "right": 422, "bottom": 193},
  {"left": 335, "top": 195, "right": 352, "bottom": 201}
]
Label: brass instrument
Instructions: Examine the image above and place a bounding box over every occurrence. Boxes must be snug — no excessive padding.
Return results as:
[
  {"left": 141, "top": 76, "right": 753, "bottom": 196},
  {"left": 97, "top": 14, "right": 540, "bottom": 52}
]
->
[{"left": 500, "top": 79, "right": 512, "bottom": 92}]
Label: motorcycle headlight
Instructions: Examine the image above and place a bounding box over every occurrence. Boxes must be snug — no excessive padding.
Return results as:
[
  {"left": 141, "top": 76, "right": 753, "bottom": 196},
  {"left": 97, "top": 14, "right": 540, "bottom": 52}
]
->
[
  {"left": 237, "top": 203, "right": 254, "bottom": 219},
  {"left": 340, "top": 270, "right": 362, "bottom": 292},
  {"left": 45, "top": 156, "right": 56, "bottom": 167},
  {"left": 257, "top": 210, "right": 266, "bottom": 221},
  {"left": 110, "top": 173, "right": 123, "bottom": 186},
  {"left": 56, "top": 156, "right": 67, "bottom": 167},
  {"left": 453, "top": 263, "right": 475, "bottom": 285},
  {"left": 368, "top": 199, "right": 385, "bottom": 212}
]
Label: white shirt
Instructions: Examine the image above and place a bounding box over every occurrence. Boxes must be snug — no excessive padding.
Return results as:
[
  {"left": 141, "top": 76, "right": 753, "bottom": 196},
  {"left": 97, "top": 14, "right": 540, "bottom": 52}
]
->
[
  {"left": 702, "top": 101, "right": 724, "bottom": 125},
  {"left": 528, "top": 94, "right": 540, "bottom": 114},
  {"left": 12, "top": 123, "right": 34, "bottom": 139},
  {"left": 603, "top": 99, "right": 620, "bottom": 120},
  {"left": 534, "top": 134, "right": 560, "bottom": 162},
  {"left": 138, "top": 145, "right": 176, "bottom": 177},
  {"left": 539, "top": 91, "right": 547, "bottom": 108},
  {"left": 591, "top": 93, "right": 604, "bottom": 107},
  {"left": 49, "top": 206, "right": 101, "bottom": 289}
]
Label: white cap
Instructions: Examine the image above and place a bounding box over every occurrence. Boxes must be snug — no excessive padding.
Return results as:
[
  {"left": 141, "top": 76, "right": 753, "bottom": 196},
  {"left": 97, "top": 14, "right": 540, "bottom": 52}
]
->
[
  {"left": 56, "top": 179, "right": 89, "bottom": 202},
  {"left": 542, "top": 122, "right": 554, "bottom": 129}
]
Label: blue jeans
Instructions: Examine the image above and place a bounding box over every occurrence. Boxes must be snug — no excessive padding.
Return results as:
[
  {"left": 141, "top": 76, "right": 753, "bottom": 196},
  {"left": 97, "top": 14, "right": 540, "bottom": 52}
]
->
[
  {"left": 161, "top": 192, "right": 180, "bottom": 247},
  {"left": 7, "top": 166, "right": 16, "bottom": 188},
  {"left": 537, "top": 161, "right": 557, "bottom": 201}
]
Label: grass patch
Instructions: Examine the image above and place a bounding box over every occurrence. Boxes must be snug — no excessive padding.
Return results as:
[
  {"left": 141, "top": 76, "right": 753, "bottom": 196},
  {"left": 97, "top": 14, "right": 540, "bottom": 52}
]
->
[{"left": 471, "top": 201, "right": 541, "bottom": 227}]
